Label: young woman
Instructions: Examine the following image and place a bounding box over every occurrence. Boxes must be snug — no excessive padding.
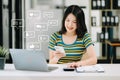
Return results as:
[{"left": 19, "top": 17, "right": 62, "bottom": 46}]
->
[{"left": 48, "top": 5, "right": 97, "bottom": 68}]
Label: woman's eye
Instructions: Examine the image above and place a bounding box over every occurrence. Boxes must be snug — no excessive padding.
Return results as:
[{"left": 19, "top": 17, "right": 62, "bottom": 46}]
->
[
  {"left": 66, "top": 19, "right": 69, "bottom": 22},
  {"left": 73, "top": 21, "right": 76, "bottom": 23}
]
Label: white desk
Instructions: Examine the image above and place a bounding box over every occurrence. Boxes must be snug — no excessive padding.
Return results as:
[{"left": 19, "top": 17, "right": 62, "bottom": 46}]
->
[{"left": 0, "top": 64, "right": 120, "bottom": 80}]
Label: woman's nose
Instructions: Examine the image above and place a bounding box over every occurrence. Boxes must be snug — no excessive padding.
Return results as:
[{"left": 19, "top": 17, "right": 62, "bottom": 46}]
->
[{"left": 68, "top": 22, "right": 72, "bottom": 26}]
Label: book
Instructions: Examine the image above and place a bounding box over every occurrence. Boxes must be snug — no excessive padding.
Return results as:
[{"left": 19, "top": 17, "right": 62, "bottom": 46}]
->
[{"left": 75, "top": 64, "right": 105, "bottom": 73}]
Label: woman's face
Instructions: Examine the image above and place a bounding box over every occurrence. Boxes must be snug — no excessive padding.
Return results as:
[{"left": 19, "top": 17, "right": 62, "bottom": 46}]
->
[{"left": 65, "top": 13, "right": 77, "bottom": 34}]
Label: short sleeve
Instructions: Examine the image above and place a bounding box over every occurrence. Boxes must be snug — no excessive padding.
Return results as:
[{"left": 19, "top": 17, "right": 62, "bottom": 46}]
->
[
  {"left": 83, "top": 33, "right": 93, "bottom": 48},
  {"left": 48, "top": 32, "right": 58, "bottom": 50}
]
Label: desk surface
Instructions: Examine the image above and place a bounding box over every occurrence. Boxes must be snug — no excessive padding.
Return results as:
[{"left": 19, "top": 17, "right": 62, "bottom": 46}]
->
[{"left": 0, "top": 64, "right": 120, "bottom": 80}]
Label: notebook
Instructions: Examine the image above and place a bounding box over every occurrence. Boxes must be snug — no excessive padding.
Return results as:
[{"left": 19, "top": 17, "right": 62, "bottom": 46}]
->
[{"left": 10, "top": 49, "right": 58, "bottom": 72}]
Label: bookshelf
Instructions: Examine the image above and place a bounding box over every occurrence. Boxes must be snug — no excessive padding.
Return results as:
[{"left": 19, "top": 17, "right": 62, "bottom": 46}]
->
[{"left": 91, "top": 0, "right": 120, "bottom": 63}]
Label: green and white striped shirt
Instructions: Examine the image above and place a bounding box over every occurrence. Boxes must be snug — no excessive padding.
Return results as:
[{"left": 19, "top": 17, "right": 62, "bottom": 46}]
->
[{"left": 48, "top": 32, "right": 93, "bottom": 64}]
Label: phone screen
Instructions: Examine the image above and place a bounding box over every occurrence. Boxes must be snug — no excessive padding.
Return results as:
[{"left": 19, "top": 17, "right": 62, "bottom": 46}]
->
[{"left": 54, "top": 46, "right": 65, "bottom": 54}]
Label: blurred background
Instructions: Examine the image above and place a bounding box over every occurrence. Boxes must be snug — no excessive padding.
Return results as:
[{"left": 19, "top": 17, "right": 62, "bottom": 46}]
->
[{"left": 0, "top": 0, "right": 120, "bottom": 63}]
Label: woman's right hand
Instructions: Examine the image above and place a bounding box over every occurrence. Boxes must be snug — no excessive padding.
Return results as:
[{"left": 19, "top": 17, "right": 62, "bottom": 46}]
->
[
  {"left": 49, "top": 50, "right": 65, "bottom": 64},
  {"left": 53, "top": 50, "right": 65, "bottom": 59}
]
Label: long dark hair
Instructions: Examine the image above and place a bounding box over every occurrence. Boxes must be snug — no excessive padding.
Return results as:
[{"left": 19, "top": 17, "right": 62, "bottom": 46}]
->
[{"left": 59, "top": 5, "right": 87, "bottom": 38}]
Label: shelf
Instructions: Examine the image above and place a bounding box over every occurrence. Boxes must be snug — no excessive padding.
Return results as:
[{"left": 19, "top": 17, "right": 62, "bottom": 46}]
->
[
  {"left": 91, "top": 0, "right": 120, "bottom": 63},
  {"left": 92, "top": 9, "right": 120, "bottom": 11},
  {"left": 91, "top": 26, "right": 119, "bottom": 28},
  {"left": 91, "top": 0, "right": 120, "bottom": 10},
  {"left": 113, "top": 55, "right": 120, "bottom": 63},
  {"left": 97, "top": 56, "right": 107, "bottom": 59},
  {"left": 91, "top": 9, "right": 120, "bottom": 11}
]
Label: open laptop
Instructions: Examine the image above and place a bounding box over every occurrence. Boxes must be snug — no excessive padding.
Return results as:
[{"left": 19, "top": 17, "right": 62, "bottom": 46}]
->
[{"left": 10, "top": 49, "right": 57, "bottom": 72}]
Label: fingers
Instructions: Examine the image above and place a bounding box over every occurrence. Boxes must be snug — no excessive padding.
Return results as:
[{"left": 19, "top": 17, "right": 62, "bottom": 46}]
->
[
  {"left": 67, "top": 62, "right": 82, "bottom": 68},
  {"left": 76, "top": 61, "right": 82, "bottom": 67},
  {"left": 67, "top": 62, "right": 77, "bottom": 68}
]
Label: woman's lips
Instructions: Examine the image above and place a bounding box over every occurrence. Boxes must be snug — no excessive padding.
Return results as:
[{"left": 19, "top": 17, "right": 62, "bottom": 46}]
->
[{"left": 67, "top": 27, "right": 73, "bottom": 30}]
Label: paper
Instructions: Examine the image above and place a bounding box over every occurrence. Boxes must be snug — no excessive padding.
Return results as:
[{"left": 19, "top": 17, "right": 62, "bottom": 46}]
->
[{"left": 76, "top": 64, "right": 104, "bottom": 73}]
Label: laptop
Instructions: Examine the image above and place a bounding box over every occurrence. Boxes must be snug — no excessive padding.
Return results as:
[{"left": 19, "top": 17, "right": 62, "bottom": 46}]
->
[{"left": 10, "top": 49, "right": 58, "bottom": 72}]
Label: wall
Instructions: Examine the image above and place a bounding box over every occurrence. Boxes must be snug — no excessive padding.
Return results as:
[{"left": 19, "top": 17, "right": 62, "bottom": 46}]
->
[{"left": 24, "top": 0, "right": 91, "bottom": 59}]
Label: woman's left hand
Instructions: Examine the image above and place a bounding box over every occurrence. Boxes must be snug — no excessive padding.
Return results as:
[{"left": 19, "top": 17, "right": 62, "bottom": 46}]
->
[{"left": 67, "top": 61, "right": 82, "bottom": 68}]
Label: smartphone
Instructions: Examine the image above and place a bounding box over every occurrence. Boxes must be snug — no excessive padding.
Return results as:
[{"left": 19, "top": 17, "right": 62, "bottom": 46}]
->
[
  {"left": 63, "top": 67, "right": 75, "bottom": 71},
  {"left": 54, "top": 46, "right": 65, "bottom": 55}
]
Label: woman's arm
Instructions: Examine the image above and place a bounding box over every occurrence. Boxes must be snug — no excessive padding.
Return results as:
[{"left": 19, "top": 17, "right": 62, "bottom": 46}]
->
[
  {"left": 68, "top": 45, "right": 97, "bottom": 67},
  {"left": 78, "top": 45, "right": 97, "bottom": 65}
]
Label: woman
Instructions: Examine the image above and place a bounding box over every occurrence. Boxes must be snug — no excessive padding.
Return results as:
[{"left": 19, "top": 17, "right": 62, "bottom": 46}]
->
[{"left": 48, "top": 5, "right": 97, "bottom": 68}]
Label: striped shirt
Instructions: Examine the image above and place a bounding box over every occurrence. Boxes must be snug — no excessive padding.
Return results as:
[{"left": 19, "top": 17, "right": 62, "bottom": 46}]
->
[{"left": 48, "top": 32, "right": 93, "bottom": 64}]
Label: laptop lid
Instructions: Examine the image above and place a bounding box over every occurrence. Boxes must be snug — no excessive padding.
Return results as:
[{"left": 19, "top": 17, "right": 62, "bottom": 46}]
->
[{"left": 10, "top": 49, "right": 49, "bottom": 72}]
